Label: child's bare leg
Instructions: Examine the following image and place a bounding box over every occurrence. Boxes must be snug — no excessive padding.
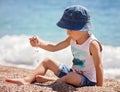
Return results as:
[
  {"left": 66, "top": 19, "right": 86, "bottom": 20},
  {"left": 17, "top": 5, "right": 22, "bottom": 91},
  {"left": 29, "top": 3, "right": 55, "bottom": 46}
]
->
[
  {"left": 35, "top": 75, "right": 56, "bottom": 83},
  {"left": 5, "top": 58, "right": 60, "bottom": 84},
  {"left": 55, "top": 72, "right": 82, "bottom": 86},
  {"left": 5, "top": 78, "right": 30, "bottom": 85}
]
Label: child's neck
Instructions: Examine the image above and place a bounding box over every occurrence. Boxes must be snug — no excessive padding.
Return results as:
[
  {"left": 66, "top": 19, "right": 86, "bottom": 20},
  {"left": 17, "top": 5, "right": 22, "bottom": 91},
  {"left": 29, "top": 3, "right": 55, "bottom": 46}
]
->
[{"left": 76, "top": 33, "right": 90, "bottom": 45}]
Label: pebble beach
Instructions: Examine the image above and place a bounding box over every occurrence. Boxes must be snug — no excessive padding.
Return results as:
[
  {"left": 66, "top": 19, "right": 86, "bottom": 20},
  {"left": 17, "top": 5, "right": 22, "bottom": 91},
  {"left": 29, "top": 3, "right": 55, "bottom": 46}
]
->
[{"left": 0, "top": 65, "right": 120, "bottom": 92}]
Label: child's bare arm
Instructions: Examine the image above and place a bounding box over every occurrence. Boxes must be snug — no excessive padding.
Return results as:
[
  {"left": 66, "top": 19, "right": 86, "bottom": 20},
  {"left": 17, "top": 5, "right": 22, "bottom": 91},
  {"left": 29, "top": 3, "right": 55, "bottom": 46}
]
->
[
  {"left": 29, "top": 36, "right": 71, "bottom": 52},
  {"left": 90, "top": 41, "right": 103, "bottom": 86}
]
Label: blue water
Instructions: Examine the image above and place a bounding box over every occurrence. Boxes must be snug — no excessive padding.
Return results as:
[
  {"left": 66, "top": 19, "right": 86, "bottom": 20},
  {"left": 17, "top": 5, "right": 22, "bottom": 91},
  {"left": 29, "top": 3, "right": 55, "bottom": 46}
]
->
[
  {"left": 0, "top": 0, "right": 120, "bottom": 46},
  {"left": 0, "top": 0, "right": 120, "bottom": 79}
]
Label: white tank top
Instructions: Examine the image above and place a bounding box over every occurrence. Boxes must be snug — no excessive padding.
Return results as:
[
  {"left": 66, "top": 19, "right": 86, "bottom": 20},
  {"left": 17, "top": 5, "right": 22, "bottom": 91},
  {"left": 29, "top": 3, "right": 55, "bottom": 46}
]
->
[{"left": 70, "top": 34, "right": 101, "bottom": 82}]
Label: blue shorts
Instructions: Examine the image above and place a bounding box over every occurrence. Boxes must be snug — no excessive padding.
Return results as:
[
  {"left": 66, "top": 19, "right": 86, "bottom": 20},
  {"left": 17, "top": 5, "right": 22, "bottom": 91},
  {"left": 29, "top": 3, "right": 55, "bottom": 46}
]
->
[{"left": 55, "top": 64, "right": 96, "bottom": 87}]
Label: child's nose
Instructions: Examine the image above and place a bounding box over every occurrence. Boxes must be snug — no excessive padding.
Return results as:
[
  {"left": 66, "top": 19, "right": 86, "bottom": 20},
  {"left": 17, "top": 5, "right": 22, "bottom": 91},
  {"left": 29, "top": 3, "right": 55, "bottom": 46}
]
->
[{"left": 67, "top": 30, "right": 71, "bottom": 35}]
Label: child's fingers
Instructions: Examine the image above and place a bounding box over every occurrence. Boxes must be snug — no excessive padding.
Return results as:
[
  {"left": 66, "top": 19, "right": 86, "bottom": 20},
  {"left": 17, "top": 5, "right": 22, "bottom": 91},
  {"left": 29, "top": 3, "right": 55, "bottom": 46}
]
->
[
  {"left": 32, "top": 37, "right": 39, "bottom": 42},
  {"left": 29, "top": 36, "right": 40, "bottom": 47},
  {"left": 29, "top": 37, "right": 32, "bottom": 40}
]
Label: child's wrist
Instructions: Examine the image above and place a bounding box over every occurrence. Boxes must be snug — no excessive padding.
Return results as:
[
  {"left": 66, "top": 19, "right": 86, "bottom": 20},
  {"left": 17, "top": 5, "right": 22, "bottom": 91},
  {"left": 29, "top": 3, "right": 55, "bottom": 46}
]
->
[{"left": 37, "top": 41, "right": 42, "bottom": 47}]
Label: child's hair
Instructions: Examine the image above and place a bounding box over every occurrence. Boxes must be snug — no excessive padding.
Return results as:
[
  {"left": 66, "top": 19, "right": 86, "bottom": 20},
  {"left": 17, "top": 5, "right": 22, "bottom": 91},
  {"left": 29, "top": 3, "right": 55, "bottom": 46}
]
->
[{"left": 57, "top": 5, "right": 92, "bottom": 31}]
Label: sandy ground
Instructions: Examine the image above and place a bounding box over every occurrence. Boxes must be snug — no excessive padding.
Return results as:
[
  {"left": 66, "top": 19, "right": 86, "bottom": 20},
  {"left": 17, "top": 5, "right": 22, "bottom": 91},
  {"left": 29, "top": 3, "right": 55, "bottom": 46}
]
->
[{"left": 0, "top": 65, "right": 120, "bottom": 92}]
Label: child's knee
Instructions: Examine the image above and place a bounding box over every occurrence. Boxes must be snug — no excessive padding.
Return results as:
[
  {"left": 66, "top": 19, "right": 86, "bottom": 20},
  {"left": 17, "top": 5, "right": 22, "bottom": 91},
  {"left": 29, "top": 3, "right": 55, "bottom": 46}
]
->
[
  {"left": 42, "top": 57, "right": 55, "bottom": 67},
  {"left": 42, "top": 57, "right": 51, "bottom": 64}
]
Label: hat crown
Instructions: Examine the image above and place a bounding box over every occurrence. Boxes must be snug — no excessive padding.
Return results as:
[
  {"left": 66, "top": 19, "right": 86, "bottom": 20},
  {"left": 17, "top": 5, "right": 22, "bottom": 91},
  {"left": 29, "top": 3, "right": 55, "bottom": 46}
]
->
[
  {"left": 57, "top": 5, "right": 92, "bottom": 30},
  {"left": 63, "top": 5, "right": 89, "bottom": 22}
]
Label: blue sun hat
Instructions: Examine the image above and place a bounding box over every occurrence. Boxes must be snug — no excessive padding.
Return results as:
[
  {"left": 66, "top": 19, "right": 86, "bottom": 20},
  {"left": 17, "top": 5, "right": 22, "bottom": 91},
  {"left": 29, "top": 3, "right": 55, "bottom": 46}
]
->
[{"left": 57, "top": 5, "right": 92, "bottom": 31}]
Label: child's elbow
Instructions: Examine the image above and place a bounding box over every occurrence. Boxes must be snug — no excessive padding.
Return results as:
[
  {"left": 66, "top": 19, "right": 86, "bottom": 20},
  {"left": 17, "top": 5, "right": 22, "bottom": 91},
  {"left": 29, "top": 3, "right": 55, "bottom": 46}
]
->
[
  {"left": 50, "top": 50, "right": 56, "bottom": 52},
  {"left": 49, "top": 49, "right": 58, "bottom": 52}
]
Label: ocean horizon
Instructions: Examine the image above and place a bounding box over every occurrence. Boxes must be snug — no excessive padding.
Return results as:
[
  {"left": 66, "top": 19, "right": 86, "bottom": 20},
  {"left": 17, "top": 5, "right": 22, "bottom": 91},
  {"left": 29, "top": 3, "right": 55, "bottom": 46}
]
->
[{"left": 0, "top": 0, "right": 120, "bottom": 80}]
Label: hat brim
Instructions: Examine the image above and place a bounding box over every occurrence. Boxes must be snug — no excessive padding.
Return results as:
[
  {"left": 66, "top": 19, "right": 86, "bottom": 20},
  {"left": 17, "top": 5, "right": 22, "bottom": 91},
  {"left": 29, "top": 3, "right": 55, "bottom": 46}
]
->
[{"left": 57, "top": 17, "right": 87, "bottom": 30}]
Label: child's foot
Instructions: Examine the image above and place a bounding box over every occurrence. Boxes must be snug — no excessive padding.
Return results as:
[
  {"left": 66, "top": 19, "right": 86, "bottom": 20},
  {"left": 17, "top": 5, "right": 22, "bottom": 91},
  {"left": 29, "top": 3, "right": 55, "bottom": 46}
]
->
[
  {"left": 35, "top": 75, "right": 56, "bottom": 83},
  {"left": 5, "top": 78, "right": 30, "bottom": 85}
]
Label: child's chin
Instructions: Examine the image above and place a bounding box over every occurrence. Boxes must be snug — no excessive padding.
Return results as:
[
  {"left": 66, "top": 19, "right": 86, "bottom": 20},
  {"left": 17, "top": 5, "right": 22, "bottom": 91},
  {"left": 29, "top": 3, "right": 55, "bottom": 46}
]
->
[{"left": 71, "top": 37, "right": 76, "bottom": 40}]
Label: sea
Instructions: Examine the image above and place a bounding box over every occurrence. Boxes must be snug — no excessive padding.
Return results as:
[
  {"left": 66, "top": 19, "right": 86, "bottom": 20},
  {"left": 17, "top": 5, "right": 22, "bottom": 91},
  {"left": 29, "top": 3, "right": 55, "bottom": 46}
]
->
[{"left": 0, "top": 0, "right": 120, "bottom": 80}]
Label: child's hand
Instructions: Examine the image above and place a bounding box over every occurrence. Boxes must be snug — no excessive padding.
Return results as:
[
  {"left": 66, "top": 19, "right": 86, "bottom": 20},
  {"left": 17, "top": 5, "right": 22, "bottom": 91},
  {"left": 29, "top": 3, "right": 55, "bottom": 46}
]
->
[{"left": 29, "top": 36, "right": 40, "bottom": 47}]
